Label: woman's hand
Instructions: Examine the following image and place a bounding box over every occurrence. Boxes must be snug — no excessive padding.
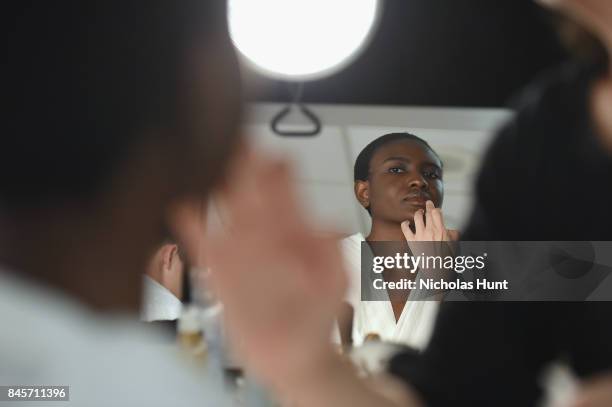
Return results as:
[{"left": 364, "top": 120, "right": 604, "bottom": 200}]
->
[
  {"left": 400, "top": 200, "right": 459, "bottom": 299},
  {"left": 400, "top": 200, "right": 459, "bottom": 242}
]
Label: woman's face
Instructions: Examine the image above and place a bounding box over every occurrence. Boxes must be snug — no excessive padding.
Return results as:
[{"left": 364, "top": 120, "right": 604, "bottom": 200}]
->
[{"left": 356, "top": 140, "right": 444, "bottom": 224}]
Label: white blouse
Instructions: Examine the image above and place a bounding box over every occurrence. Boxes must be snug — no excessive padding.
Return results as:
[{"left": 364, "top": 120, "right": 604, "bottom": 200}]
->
[{"left": 341, "top": 233, "right": 439, "bottom": 349}]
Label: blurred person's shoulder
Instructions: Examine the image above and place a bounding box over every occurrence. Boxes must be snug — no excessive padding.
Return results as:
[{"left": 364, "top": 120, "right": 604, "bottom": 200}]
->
[{"left": 0, "top": 270, "right": 228, "bottom": 407}]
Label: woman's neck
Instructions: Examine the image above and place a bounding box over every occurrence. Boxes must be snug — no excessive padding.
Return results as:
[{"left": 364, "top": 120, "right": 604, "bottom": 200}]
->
[{"left": 366, "top": 219, "right": 406, "bottom": 242}]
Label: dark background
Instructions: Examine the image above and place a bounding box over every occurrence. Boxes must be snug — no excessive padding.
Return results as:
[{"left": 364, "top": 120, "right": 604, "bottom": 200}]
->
[{"left": 245, "top": 0, "right": 570, "bottom": 107}]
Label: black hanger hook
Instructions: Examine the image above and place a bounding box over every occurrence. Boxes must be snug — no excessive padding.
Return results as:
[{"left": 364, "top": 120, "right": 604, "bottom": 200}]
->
[{"left": 270, "top": 82, "right": 322, "bottom": 137}]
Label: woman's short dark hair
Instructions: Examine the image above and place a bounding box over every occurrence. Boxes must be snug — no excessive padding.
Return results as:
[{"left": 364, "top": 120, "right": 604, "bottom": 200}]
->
[{"left": 353, "top": 132, "right": 439, "bottom": 182}]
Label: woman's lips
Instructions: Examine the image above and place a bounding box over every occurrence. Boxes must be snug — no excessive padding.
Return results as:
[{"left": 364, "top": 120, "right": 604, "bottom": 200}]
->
[
  {"left": 403, "top": 192, "right": 429, "bottom": 201},
  {"left": 402, "top": 196, "right": 427, "bottom": 207}
]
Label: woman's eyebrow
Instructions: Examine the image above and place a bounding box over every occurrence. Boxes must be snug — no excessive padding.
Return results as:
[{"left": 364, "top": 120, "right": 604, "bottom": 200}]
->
[
  {"left": 382, "top": 156, "right": 411, "bottom": 164},
  {"left": 382, "top": 156, "right": 441, "bottom": 169},
  {"left": 423, "top": 162, "right": 443, "bottom": 170}
]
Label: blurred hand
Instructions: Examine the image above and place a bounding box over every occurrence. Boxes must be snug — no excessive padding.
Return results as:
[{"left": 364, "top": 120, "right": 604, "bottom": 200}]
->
[
  {"left": 172, "top": 151, "right": 348, "bottom": 390},
  {"left": 572, "top": 374, "right": 612, "bottom": 407}
]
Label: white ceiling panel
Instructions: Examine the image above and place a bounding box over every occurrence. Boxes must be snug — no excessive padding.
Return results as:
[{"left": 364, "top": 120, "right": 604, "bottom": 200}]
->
[
  {"left": 294, "top": 182, "right": 363, "bottom": 235},
  {"left": 245, "top": 124, "right": 352, "bottom": 184}
]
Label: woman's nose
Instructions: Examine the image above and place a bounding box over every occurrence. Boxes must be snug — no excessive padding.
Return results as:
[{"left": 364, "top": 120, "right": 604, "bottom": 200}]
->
[{"left": 408, "top": 174, "right": 428, "bottom": 189}]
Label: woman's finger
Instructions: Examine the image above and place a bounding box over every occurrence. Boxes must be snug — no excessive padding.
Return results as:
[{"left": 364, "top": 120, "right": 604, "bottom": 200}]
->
[
  {"left": 427, "top": 201, "right": 445, "bottom": 239},
  {"left": 447, "top": 230, "right": 461, "bottom": 241},
  {"left": 401, "top": 220, "right": 415, "bottom": 241},
  {"left": 424, "top": 200, "right": 435, "bottom": 235},
  {"left": 413, "top": 209, "right": 425, "bottom": 237}
]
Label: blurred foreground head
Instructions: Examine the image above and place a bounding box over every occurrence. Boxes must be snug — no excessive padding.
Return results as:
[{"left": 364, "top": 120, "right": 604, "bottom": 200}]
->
[
  {"left": 1, "top": 1, "right": 242, "bottom": 310},
  {"left": 538, "top": 0, "right": 612, "bottom": 63}
]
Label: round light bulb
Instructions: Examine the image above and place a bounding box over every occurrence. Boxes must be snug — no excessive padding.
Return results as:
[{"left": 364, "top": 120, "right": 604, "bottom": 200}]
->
[{"left": 228, "top": 0, "right": 381, "bottom": 81}]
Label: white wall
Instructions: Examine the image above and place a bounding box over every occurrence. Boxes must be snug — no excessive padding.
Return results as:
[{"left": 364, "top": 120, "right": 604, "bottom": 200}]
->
[{"left": 244, "top": 103, "right": 513, "bottom": 236}]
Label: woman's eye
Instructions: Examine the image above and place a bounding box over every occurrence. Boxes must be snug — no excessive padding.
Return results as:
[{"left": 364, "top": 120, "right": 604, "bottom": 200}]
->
[{"left": 388, "top": 167, "right": 405, "bottom": 174}]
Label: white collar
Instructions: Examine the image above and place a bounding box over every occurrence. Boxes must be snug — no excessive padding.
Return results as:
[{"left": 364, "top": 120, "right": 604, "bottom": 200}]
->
[{"left": 140, "top": 275, "right": 182, "bottom": 322}]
